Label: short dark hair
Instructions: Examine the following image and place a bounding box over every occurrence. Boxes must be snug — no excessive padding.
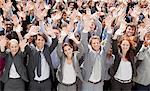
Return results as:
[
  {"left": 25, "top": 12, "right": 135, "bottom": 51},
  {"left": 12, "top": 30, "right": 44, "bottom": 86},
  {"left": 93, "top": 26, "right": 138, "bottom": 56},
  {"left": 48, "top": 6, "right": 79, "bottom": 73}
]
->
[
  {"left": 35, "top": 32, "right": 48, "bottom": 42},
  {"left": 5, "top": 31, "right": 19, "bottom": 42}
]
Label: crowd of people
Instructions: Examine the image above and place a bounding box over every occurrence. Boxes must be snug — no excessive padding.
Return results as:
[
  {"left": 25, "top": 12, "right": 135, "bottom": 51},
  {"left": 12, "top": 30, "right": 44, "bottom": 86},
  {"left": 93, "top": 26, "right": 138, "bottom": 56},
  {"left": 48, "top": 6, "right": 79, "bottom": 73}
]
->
[{"left": 0, "top": 0, "right": 150, "bottom": 91}]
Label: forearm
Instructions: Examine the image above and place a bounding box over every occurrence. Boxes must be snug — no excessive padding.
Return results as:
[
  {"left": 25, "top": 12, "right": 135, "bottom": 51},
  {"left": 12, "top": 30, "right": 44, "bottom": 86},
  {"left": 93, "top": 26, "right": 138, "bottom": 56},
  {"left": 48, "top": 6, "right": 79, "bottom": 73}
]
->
[
  {"left": 81, "top": 31, "right": 89, "bottom": 53},
  {"left": 0, "top": 45, "right": 5, "bottom": 52}
]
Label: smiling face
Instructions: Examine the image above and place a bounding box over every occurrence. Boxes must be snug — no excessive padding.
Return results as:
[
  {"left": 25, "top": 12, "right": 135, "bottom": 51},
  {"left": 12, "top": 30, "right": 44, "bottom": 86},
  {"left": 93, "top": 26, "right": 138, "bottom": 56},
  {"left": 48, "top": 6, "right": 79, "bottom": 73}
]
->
[
  {"left": 125, "top": 26, "right": 135, "bottom": 37},
  {"left": 91, "top": 39, "right": 101, "bottom": 51},
  {"left": 89, "top": 36, "right": 101, "bottom": 52},
  {"left": 10, "top": 43, "right": 19, "bottom": 54},
  {"left": 63, "top": 44, "right": 73, "bottom": 58},
  {"left": 89, "top": 20, "right": 96, "bottom": 31},
  {"left": 120, "top": 40, "right": 130, "bottom": 53},
  {"left": 9, "top": 39, "right": 19, "bottom": 55},
  {"left": 35, "top": 35, "right": 45, "bottom": 49}
]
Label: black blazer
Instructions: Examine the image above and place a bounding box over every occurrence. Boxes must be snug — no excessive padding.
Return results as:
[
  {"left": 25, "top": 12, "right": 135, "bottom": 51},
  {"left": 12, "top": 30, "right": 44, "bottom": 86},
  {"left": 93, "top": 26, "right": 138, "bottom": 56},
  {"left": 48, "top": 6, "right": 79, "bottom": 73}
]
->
[
  {"left": 24, "top": 38, "right": 58, "bottom": 82},
  {"left": 0, "top": 51, "right": 28, "bottom": 83},
  {"left": 109, "top": 40, "right": 137, "bottom": 78}
]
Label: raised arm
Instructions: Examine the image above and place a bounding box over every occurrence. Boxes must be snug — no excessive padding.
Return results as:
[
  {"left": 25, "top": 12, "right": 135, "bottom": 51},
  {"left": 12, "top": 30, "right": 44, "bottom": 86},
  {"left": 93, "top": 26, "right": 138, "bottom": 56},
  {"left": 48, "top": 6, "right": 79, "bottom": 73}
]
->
[
  {"left": 81, "top": 15, "right": 92, "bottom": 54},
  {"left": 102, "top": 28, "right": 113, "bottom": 55},
  {"left": 135, "top": 43, "right": 148, "bottom": 68},
  {"left": 0, "top": 36, "right": 7, "bottom": 57},
  {"left": 49, "top": 37, "right": 58, "bottom": 54},
  {"left": 94, "top": 17, "right": 102, "bottom": 37},
  {"left": 102, "top": 17, "right": 114, "bottom": 55},
  {"left": 68, "top": 32, "right": 84, "bottom": 60},
  {"left": 81, "top": 30, "right": 89, "bottom": 54},
  {"left": 57, "top": 30, "right": 68, "bottom": 58}
]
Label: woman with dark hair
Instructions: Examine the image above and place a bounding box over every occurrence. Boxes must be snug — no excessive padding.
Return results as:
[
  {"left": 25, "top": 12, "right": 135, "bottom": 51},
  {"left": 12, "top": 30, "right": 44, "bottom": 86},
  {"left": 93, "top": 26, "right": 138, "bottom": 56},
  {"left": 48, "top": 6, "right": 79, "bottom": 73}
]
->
[
  {"left": 56, "top": 31, "right": 84, "bottom": 91},
  {"left": 109, "top": 36, "right": 137, "bottom": 91}
]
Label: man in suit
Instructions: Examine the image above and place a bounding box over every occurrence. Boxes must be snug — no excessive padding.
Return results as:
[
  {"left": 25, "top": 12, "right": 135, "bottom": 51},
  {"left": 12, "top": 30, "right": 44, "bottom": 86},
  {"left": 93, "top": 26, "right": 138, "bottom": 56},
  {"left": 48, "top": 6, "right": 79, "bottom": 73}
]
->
[
  {"left": 133, "top": 32, "right": 150, "bottom": 91},
  {"left": 81, "top": 26, "right": 112, "bottom": 91},
  {"left": 24, "top": 32, "right": 58, "bottom": 91}
]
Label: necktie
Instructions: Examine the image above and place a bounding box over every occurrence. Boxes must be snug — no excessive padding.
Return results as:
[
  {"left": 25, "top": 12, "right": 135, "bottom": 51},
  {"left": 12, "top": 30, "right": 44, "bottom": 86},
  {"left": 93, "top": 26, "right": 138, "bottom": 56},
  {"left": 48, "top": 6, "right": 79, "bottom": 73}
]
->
[
  {"left": 30, "top": 16, "right": 33, "bottom": 23},
  {"left": 37, "top": 51, "right": 41, "bottom": 77}
]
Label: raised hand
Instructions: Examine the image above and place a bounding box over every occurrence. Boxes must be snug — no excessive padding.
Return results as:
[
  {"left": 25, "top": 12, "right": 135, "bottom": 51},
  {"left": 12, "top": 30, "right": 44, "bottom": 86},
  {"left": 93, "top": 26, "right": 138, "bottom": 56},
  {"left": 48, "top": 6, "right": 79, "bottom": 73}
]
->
[
  {"left": 0, "top": 36, "right": 7, "bottom": 47},
  {"left": 58, "top": 30, "right": 68, "bottom": 43},
  {"left": 68, "top": 32, "right": 75, "bottom": 40},
  {"left": 77, "top": 0, "right": 83, "bottom": 7},
  {"left": 28, "top": 26, "right": 39, "bottom": 36},
  {"left": 26, "top": 1, "right": 35, "bottom": 11},
  {"left": 2, "top": 1, "right": 12, "bottom": 12},
  {"left": 19, "top": 39, "right": 28, "bottom": 52},
  {"left": 60, "top": 30, "right": 68, "bottom": 38},
  {"left": 0, "top": 15, "right": 3, "bottom": 27},
  {"left": 17, "top": 11, "right": 26, "bottom": 20},
  {"left": 68, "top": 32, "right": 80, "bottom": 44},
  {"left": 45, "top": 24, "right": 52, "bottom": 31},
  {"left": 52, "top": 12, "right": 62, "bottom": 22},
  {"left": 12, "top": 15, "right": 19, "bottom": 25},
  {"left": 46, "top": 30, "right": 56, "bottom": 38},
  {"left": 70, "top": 10, "right": 78, "bottom": 21},
  {"left": 83, "top": 20, "right": 92, "bottom": 32}
]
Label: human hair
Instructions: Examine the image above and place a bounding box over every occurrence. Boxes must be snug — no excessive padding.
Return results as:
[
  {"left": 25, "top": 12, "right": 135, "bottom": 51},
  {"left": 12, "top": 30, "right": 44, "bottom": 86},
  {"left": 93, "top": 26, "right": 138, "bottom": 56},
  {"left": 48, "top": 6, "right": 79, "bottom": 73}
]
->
[
  {"left": 62, "top": 43, "right": 73, "bottom": 52},
  {"left": 34, "top": 32, "right": 48, "bottom": 43},
  {"left": 89, "top": 36, "right": 101, "bottom": 45},
  {"left": 6, "top": 31, "right": 19, "bottom": 42},
  {"left": 118, "top": 36, "right": 135, "bottom": 61},
  {"left": 124, "top": 23, "right": 137, "bottom": 36},
  {"left": 62, "top": 43, "right": 73, "bottom": 57},
  {"left": 9, "top": 39, "right": 18, "bottom": 45}
]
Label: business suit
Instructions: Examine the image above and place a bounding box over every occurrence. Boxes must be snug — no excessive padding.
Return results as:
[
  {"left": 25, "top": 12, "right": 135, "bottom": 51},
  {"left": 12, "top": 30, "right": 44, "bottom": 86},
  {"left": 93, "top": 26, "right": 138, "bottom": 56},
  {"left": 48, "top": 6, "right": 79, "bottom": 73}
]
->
[
  {"left": 133, "top": 45, "right": 150, "bottom": 91},
  {"left": 56, "top": 42, "right": 84, "bottom": 91},
  {"left": 0, "top": 51, "right": 29, "bottom": 91},
  {"left": 109, "top": 40, "right": 137, "bottom": 91},
  {"left": 81, "top": 32, "right": 112, "bottom": 91},
  {"left": 24, "top": 38, "right": 58, "bottom": 91}
]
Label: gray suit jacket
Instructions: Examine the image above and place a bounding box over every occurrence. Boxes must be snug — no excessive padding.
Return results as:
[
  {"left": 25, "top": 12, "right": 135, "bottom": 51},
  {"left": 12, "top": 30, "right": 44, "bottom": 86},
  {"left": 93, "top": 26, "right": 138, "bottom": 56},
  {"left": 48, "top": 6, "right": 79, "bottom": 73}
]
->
[
  {"left": 133, "top": 46, "right": 150, "bottom": 86},
  {"left": 56, "top": 43, "right": 84, "bottom": 83},
  {"left": 81, "top": 32, "right": 111, "bottom": 81},
  {"left": 0, "top": 51, "right": 28, "bottom": 83}
]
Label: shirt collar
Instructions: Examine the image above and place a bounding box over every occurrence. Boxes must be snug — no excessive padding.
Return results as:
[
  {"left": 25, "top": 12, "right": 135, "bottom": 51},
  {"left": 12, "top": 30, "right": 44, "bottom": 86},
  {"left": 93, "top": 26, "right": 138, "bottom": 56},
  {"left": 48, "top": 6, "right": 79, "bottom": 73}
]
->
[{"left": 36, "top": 47, "right": 44, "bottom": 52}]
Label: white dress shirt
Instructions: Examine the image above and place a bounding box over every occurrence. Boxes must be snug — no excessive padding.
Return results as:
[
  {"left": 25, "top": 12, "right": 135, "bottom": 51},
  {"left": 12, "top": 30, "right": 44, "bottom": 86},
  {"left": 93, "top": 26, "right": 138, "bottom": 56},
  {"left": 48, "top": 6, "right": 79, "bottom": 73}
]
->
[
  {"left": 89, "top": 53, "right": 102, "bottom": 83},
  {"left": 9, "top": 63, "right": 20, "bottom": 78},
  {"left": 34, "top": 48, "right": 50, "bottom": 81},
  {"left": 114, "top": 59, "right": 132, "bottom": 80},
  {"left": 62, "top": 60, "right": 76, "bottom": 84}
]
